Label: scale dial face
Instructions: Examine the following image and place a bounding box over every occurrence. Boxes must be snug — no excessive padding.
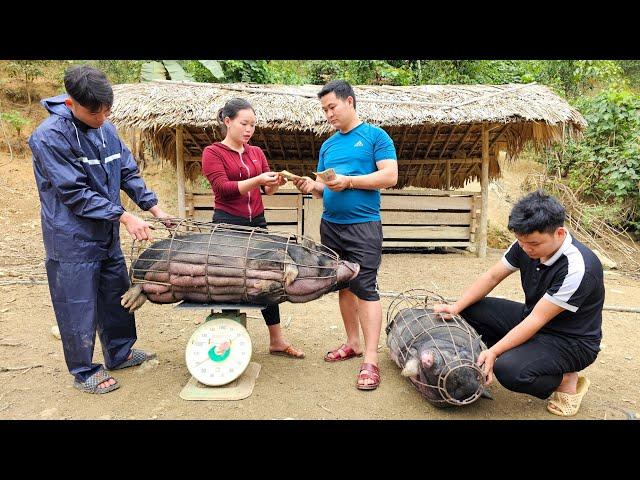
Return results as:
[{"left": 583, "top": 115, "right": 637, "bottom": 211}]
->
[{"left": 185, "top": 319, "right": 252, "bottom": 386}]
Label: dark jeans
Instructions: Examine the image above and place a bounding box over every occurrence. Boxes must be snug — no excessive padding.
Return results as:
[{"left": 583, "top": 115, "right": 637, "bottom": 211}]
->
[
  {"left": 212, "top": 209, "right": 280, "bottom": 326},
  {"left": 460, "top": 297, "right": 599, "bottom": 399}
]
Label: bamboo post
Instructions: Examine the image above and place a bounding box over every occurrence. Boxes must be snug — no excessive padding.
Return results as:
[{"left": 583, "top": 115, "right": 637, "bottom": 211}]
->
[
  {"left": 296, "top": 192, "right": 303, "bottom": 237},
  {"left": 130, "top": 129, "right": 137, "bottom": 157},
  {"left": 446, "top": 159, "right": 451, "bottom": 190},
  {"left": 477, "top": 125, "right": 489, "bottom": 258},
  {"left": 176, "top": 127, "right": 186, "bottom": 219}
]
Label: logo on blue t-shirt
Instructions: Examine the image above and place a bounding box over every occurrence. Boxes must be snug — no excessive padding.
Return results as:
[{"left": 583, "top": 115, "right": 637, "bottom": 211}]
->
[{"left": 353, "top": 140, "right": 364, "bottom": 147}]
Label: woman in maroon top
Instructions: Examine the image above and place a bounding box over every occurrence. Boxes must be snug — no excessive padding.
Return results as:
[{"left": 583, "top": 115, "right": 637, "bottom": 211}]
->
[{"left": 201, "top": 98, "right": 305, "bottom": 359}]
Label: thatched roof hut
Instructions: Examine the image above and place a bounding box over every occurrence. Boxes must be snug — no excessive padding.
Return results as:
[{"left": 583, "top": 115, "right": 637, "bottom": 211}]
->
[
  {"left": 110, "top": 80, "right": 586, "bottom": 257},
  {"left": 111, "top": 81, "right": 586, "bottom": 186}
]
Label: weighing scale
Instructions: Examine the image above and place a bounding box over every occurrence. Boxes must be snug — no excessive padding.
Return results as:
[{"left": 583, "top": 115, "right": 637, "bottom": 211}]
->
[{"left": 176, "top": 301, "right": 266, "bottom": 401}]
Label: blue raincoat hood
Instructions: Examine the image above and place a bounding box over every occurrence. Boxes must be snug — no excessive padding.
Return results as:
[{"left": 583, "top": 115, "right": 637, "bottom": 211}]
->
[{"left": 41, "top": 94, "right": 73, "bottom": 119}]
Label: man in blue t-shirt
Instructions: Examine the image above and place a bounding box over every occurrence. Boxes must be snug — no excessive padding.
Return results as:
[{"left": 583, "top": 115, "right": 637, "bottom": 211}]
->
[
  {"left": 433, "top": 190, "right": 603, "bottom": 416},
  {"left": 294, "top": 80, "right": 398, "bottom": 391}
]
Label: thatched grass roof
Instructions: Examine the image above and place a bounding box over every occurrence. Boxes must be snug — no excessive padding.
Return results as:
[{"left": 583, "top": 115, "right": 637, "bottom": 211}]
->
[{"left": 110, "top": 81, "right": 586, "bottom": 189}]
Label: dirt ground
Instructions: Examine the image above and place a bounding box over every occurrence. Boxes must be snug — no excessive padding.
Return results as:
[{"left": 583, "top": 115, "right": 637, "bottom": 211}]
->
[{"left": 1, "top": 153, "right": 639, "bottom": 420}]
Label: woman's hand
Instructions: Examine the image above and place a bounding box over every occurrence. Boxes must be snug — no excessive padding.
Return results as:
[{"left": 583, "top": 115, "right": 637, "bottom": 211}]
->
[{"left": 258, "top": 171, "right": 281, "bottom": 186}]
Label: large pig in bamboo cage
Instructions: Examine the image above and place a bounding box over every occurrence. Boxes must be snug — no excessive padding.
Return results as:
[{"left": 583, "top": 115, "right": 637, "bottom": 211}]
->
[{"left": 121, "top": 218, "right": 360, "bottom": 312}]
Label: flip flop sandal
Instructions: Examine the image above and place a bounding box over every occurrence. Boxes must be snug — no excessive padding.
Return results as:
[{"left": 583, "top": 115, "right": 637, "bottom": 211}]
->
[
  {"left": 270, "top": 345, "right": 305, "bottom": 359},
  {"left": 73, "top": 368, "right": 120, "bottom": 394},
  {"left": 324, "top": 343, "right": 363, "bottom": 362},
  {"left": 110, "top": 349, "right": 157, "bottom": 370},
  {"left": 547, "top": 376, "right": 591, "bottom": 416},
  {"left": 356, "top": 363, "right": 380, "bottom": 391}
]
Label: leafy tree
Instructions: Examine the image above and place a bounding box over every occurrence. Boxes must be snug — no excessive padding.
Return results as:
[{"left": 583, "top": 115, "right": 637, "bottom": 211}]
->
[
  {"left": 220, "top": 60, "right": 270, "bottom": 83},
  {"left": 0, "top": 110, "right": 29, "bottom": 137},
  {"left": 547, "top": 86, "right": 640, "bottom": 231},
  {"left": 6, "top": 60, "right": 47, "bottom": 105}
]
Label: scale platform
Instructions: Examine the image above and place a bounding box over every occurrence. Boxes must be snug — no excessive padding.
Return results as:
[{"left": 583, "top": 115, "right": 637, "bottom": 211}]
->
[
  {"left": 174, "top": 301, "right": 267, "bottom": 401},
  {"left": 175, "top": 302, "right": 268, "bottom": 311}
]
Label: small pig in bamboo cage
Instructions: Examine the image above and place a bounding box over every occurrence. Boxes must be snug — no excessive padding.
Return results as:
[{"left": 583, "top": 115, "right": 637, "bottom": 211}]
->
[{"left": 386, "top": 289, "right": 493, "bottom": 407}]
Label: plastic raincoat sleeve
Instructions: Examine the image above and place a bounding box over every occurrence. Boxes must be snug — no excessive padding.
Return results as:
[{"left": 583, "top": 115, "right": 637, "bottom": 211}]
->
[
  {"left": 119, "top": 139, "right": 158, "bottom": 211},
  {"left": 37, "top": 130, "right": 125, "bottom": 221}
]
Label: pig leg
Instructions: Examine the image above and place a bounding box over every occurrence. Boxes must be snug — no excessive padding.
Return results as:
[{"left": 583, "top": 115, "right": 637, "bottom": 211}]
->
[
  {"left": 147, "top": 291, "right": 178, "bottom": 303},
  {"left": 121, "top": 284, "right": 148, "bottom": 313},
  {"left": 282, "top": 253, "right": 298, "bottom": 287}
]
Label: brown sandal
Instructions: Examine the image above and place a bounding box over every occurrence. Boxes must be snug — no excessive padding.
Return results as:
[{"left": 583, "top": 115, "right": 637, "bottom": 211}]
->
[{"left": 270, "top": 344, "right": 305, "bottom": 359}]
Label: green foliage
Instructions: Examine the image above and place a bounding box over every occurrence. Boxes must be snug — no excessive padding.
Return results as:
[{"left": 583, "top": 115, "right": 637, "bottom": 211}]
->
[
  {"left": 183, "top": 60, "right": 215, "bottom": 82},
  {"left": 618, "top": 61, "right": 640, "bottom": 90},
  {"left": 65, "top": 60, "right": 143, "bottom": 84},
  {"left": 304, "top": 60, "right": 415, "bottom": 85},
  {"left": 0, "top": 110, "right": 29, "bottom": 137},
  {"left": 220, "top": 60, "right": 270, "bottom": 83},
  {"left": 5, "top": 60, "right": 47, "bottom": 104},
  {"left": 525, "top": 60, "right": 623, "bottom": 99},
  {"left": 182, "top": 60, "right": 269, "bottom": 84},
  {"left": 198, "top": 60, "right": 224, "bottom": 80},
  {"left": 183, "top": 60, "right": 225, "bottom": 82},
  {"left": 161, "top": 60, "right": 194, "bottom": 81},
  {"left": 546, "top": 86, "right": 640, "bottom": 231},
  {"left": 6, "top": 60, "right": 46, "bottom": 82},
  {"left": 265, "top": 61, "right": 310, "bottom": 84},
  {"left": 140, "top": 60, "right": 195, "bottom": 82},
  {"left": 140, "top": 61, "right": 169, "bottom": 82},
  {"left": 92, "top": 60, "right": 143, "bottom": 84},
  {"left": 306, "top": 60, "right": 344, "bottom": 84}
]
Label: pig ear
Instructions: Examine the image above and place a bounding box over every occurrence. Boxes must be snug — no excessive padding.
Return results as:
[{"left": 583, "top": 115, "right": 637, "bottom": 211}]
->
[
  {"left": 401, "top": 357, "right": 420, "bottom": 377},
  {"left": 481, "top": 388, "right": 494, "bottom": 400},
  {"left": 420, "top": 350, "right": 435, "bottom": 369}
]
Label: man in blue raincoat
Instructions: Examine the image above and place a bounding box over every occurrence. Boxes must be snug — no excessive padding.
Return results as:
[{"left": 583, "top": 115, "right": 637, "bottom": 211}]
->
[{"left": 28, "top": 65, "right": 172, "bottom": 394}]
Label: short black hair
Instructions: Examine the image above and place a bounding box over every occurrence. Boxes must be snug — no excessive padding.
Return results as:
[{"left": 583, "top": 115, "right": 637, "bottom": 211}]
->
[
  {"left": 508, "top": 189, "right": 566, "bottom": 235},
  {"left": 317, "top": 79, "right": 356, "bottom": 110},
  {"left": 64, "top": 65, "right": 113, "bottom": 111}
]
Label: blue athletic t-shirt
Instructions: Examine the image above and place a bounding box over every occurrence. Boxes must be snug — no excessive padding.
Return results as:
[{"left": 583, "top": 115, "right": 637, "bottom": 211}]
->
[{"left": 318, "top": 122, "right": 397, "bottom": 224}]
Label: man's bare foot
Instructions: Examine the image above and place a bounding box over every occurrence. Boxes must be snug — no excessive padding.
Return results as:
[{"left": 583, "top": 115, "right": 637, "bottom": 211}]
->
[
  {"left": 555, "top": 371, "right": 578, "bottom": 394},
  {"left": 97, "top": 378, "right": 117, "bottom": 389}
]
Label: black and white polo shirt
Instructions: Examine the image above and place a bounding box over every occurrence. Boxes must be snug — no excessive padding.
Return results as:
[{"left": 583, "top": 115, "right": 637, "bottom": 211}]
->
[{"left": 501, "top": 232, "right": 604, "bottom": 346}]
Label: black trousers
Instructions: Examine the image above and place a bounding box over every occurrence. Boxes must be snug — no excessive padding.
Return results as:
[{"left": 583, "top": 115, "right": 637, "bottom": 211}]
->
[
  {"left": 212, "top": 209, "right": 280, "bottom": 326},
  {"left": 460, "top": 297, "right": 599, "bottom": 399}
]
